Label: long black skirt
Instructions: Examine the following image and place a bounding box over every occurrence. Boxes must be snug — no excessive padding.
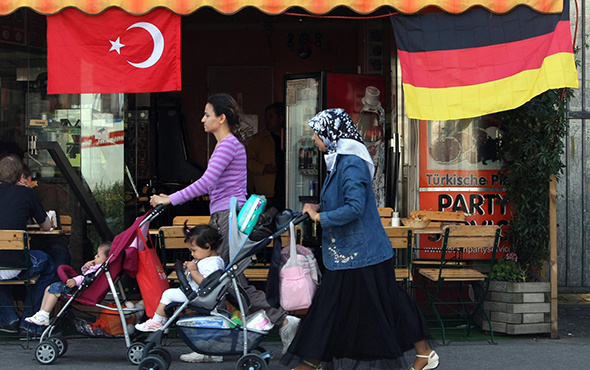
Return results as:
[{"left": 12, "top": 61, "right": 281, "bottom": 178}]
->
[{"left": 280, "top": 258, "right": 433, "bottom": 369}]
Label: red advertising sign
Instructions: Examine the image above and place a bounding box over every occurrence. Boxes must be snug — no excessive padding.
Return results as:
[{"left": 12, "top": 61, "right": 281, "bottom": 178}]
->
[
  {"left": 418, "top": 191, "right": 511, "bottom": 259},
  {"left": 418, "top": 118, "right": 511, "bottom": 259}
]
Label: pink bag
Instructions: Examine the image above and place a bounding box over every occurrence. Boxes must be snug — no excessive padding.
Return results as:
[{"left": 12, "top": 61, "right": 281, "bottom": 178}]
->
[{"left": 279, "top": 222, "right": 321, "bottom": 311}]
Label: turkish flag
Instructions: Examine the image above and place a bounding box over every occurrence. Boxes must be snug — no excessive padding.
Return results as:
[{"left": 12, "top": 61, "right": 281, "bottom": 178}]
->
[{"left": 47, "top": 8, "right": 181, "bottom": 94}]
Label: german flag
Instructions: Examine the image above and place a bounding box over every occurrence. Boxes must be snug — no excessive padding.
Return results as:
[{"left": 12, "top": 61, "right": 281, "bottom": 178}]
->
[{"left": 391, "top": 0, "right": 579, "bottom": 121}]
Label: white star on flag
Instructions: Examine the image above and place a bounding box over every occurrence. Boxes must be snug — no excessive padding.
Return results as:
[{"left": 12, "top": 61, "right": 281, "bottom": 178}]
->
[{"left": 109, "top": 37, "right": 125, "bottom": 54}]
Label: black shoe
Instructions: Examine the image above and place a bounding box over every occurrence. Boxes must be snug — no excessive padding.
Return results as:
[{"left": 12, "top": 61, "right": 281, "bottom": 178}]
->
[{"left": 0, "top": 321, "right": 19, "bottom": 333}]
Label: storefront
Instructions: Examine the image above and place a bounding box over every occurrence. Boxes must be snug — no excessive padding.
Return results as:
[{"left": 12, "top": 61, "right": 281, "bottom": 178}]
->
[{"left": 0, "top": 0, "right": 574, "bottom": 270}]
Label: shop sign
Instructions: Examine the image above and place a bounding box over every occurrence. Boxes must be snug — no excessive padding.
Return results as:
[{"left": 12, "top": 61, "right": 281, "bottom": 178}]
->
[{"left": 418, "top": 118, "right": 511, "bottom": 259}]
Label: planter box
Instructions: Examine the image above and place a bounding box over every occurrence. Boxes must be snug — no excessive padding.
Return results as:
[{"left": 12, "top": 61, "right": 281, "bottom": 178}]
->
[{"left": 476, "top": 281, "right": 550, "bottom": 335}]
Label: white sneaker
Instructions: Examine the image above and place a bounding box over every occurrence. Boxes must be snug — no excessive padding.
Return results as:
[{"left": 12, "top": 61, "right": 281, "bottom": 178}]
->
[
  {"left": 135, "top": 318, "right": 164, "bottom": 332},
  {"left": 179, "top": 352, "right": 223, "bottom": 363},
  {"left": 24, "top": 311, "right": 49, "bottom": 327},
  {"left": 279, "top": 315, "right": 300, "bottom": 354}
]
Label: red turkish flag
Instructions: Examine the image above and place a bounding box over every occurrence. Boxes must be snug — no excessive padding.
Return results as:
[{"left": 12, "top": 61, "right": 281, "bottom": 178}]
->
[{"left": 47, "top": 8, "right": 181, "bottom": 94}]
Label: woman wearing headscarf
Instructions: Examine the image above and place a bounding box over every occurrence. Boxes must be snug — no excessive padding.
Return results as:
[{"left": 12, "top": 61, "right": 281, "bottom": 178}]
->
[{"left": 281, "top": 109, "right": 438, "bottom": 370}]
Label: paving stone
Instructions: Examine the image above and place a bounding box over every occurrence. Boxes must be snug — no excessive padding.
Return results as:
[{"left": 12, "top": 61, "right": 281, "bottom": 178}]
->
[
  {"left": 491, "top": 291, "right": 522, "bottom": 303},
  {"left": 522, "top": 293, "right": 547, "bottom": 303},
  {"left": 507, "top": 303, "right": 550, "bottom": 314},
  {"left": 506, "top": 322, "right": 551, "bottom": 335},
  {"left": 522, "top": 313, "right": 545, "bottom": 324},
  {"left": 506, "top": 282, "right": 550, "bottom": 293},
  {"left": 491, "top": 311, "right": 522, "bottom": 324}
]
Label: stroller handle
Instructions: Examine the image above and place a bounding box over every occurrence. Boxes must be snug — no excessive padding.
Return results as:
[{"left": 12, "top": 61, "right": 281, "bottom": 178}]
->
[
  {"left": 292, "top": 213, "right": 310, "bottom": 225},
  {"left": 272, "top": 213, "right": 309, "bottom": 239},
  {"left": 138, "top": 203, "right": 167, "bottom": 228}
]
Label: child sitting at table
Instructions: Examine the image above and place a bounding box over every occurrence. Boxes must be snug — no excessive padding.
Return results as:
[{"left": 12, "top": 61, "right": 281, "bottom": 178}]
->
[
  {"left": 24, "top": 242, "right": 112, "bottom": 326},
  {"left": 135, "top": 223, "right": 225, "bottom": 332}
]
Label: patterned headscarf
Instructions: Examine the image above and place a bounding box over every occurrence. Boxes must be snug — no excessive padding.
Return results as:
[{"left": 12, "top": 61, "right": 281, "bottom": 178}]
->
[{"left": 308, "top": 108, "right": 374, "bottom": 180}]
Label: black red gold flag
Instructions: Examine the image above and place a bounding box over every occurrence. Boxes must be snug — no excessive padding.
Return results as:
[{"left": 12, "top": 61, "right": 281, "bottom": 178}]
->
[{"left": 391, "top": 0, "right": 578, "bottom": 120}]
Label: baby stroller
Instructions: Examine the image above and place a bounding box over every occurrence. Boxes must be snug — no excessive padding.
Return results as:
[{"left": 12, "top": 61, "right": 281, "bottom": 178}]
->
[
  {"left": 33, "top": 205, "right": 166, "bottom": 365},
  {"left": 137, "top": 197, "right": 308, "bottom": 370}
]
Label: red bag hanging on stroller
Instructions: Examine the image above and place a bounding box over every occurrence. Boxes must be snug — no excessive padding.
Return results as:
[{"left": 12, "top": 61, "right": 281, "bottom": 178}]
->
[{"left": 134, "top": 220, "right": 169, "bottom": 318}]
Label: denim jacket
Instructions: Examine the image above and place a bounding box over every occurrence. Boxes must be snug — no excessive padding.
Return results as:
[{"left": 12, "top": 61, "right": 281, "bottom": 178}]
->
[{"left": 319, "top": 154, "right": 393, "bottom": 271}]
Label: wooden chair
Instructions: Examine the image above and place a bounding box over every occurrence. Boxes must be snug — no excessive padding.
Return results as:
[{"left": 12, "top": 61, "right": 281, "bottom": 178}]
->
[
  {"left": 172, "top": 215, "right": 211, "bottom": 227},
  {"left": 410, "top": 210, "right": 469, "bottom": 263},
  {"left": 59, "top": 215, "right": 72, "bottom": 235},
  {"left": 418, "top": 225, "right": 501, "bottom": 344},
  {"left": 378, "top": 207, "right": 394, "bottom": 227},
  {"left": 409, "top": 210, "right": 467, "bottom": 227},
  {"left": 157, "top": 226, "right": 189, "bottom": 283},
  {"left": 0, "top": 230, "right": 36, "bottom": 345},
  {"left": 385, "top": 227, "right": 413, "bottom": 288}
]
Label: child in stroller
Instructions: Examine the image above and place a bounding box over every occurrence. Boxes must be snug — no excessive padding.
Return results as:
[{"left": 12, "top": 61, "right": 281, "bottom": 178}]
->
[
  {"left": 137, "top": 197, "right": 308, "bottom": 370},
  {"left": 135, "top": 223, "right": 224, "bottom": 333},
  {"left": 24, "top": 242, "right": 112, "bottom": 327},
  {"left": 31, "top": 207, "right": 166, "bottom": 366}
]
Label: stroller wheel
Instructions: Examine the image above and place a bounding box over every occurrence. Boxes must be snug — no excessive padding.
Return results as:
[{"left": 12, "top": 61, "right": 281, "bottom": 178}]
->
[
  {"left": 35, "top": 340, "right": 59, "bottom": 365},
  {"left": 49, "top": 334, "right": 68, "bottom": 357},
  {"left": 236, "top": 354, "right": 267, "bottom": 370},
  {"left": 147, "top": 347, "right": 171, "bottom": 368},
  {"left": 252, "top": 348, "right": 271, "bottom": 365},
  {"left": 127, "top": 342, "right": 146, "bottom": 365},
  {"left": 138, "top": 355, "right": 168, "bottom": 370}
]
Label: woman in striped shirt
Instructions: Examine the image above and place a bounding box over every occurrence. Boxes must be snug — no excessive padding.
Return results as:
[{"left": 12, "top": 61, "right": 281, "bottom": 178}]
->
[
  {"left": 150, "top": 93, "right": 248, "bottom": 217},
  {"left": 149, "top": 93, "right": 299, "bottom": 363}
]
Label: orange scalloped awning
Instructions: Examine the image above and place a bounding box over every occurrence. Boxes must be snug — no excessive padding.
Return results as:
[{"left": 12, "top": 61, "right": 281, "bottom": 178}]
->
[{"left": 0, "top": 0, "right": 563, "bottom": 16}]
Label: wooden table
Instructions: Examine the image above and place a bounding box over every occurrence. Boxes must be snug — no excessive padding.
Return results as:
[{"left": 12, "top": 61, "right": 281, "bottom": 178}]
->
[
  {"left": 27, "top": 228, "right": 68, "bottom": 236},
  {"left": 383, "top": 225, "right": 443, "bottom": 255}
]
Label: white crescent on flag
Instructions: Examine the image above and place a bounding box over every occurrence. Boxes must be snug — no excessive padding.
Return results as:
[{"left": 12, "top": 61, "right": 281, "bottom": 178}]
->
[
  {"left": 48, "top": 7, "right": 181, "bottom": 94},
  {"left": 108, "top": 22, "right": 164, "bottom": 69}
]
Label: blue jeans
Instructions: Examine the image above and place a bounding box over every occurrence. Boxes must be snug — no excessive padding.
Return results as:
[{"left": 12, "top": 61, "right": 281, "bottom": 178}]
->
[
  {"left": 0, "top": 250, "right": 55, "bottom": 328},
  {"left": 30, "top": 236, "right": 71, "bottom": 283}
]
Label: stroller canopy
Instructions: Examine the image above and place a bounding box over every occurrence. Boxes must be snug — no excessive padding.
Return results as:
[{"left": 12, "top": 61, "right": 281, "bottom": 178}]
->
[{"left": 76, "top": 213, "right": 147, "bottom": 305}]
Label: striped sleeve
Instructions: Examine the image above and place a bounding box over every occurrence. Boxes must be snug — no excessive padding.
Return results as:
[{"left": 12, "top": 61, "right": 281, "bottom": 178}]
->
[{"left": 169, "top": 138, "right": 236, "bottom": 206}]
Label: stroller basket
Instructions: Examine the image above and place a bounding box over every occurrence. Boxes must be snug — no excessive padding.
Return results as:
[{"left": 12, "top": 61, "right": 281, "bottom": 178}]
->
[{"left": 175, "top": 316, "right": 267, "bottom": 356}]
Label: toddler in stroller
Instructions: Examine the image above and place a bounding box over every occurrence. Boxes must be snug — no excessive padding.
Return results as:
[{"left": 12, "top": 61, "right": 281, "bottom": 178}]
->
[
  {"left": 137, "top": 197, "right": 308, "bottom": 370},
  {"left": 24, "top": 242, "right": 112, "bottom": 327},
  {"left": 30, "top": 208, "right": 165, "bottom": 365},
  {"left": 135, "top": 223, "right": 225, "bottom": 333}
]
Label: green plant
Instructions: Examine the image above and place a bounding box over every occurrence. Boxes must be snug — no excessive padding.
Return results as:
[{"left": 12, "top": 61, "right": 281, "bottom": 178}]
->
[
  {"left": 495, "top": 87, "right": 573, "bottom": 280},
  {"left": 87, "top": 181, "right": 125, "bottom": 248},
  {"left": 491, "top": 252, "right": 526, "bottom": 282}
]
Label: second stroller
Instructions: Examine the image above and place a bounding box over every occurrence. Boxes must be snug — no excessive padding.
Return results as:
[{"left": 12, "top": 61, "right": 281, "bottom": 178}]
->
[{"left": 136, "top": 197, "right": 308, "bottom": 370}]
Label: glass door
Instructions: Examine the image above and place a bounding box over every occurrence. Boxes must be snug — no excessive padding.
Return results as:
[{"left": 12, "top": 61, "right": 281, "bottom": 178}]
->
[{"left": 285, "top": 75, "right": 320, "bottom": 212}]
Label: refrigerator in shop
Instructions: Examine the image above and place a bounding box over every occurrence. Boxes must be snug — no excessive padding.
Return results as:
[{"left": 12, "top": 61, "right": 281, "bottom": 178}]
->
[{"left": 284, "top": 72, "right": 386, "bottom": 241}]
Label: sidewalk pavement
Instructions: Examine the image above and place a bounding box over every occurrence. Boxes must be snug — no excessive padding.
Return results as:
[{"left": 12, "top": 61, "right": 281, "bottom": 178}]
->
[{"left": 1, "top": 301, "right": 589, "bottom": 369}]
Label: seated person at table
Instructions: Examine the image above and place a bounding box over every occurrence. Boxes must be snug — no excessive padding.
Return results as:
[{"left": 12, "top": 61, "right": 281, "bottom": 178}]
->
[
  {"left": 16, "top": 163, "right": 37, "bottom": 188},
  {"left": 18, "top": 163, "right": 71, "bottom": 282},
  {"left": 24, "top": 242, "right": 111, "bottom": 326},
  {"left": 0, "top": 154, "right": 56, "bottom": 335}
]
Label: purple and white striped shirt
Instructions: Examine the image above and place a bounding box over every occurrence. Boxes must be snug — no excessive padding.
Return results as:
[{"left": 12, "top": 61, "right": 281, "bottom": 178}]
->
[{"left": 169, "top": 134, "right": 248, "bottom": 214}]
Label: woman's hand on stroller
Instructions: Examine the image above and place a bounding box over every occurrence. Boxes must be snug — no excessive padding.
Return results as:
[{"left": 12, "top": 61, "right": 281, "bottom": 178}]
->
[
  {"left": 150, "top": 193, "right": 171, "bottom": 208},
  {"left": 302, "top": 203, "right": 320, "bottom": 222}
]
